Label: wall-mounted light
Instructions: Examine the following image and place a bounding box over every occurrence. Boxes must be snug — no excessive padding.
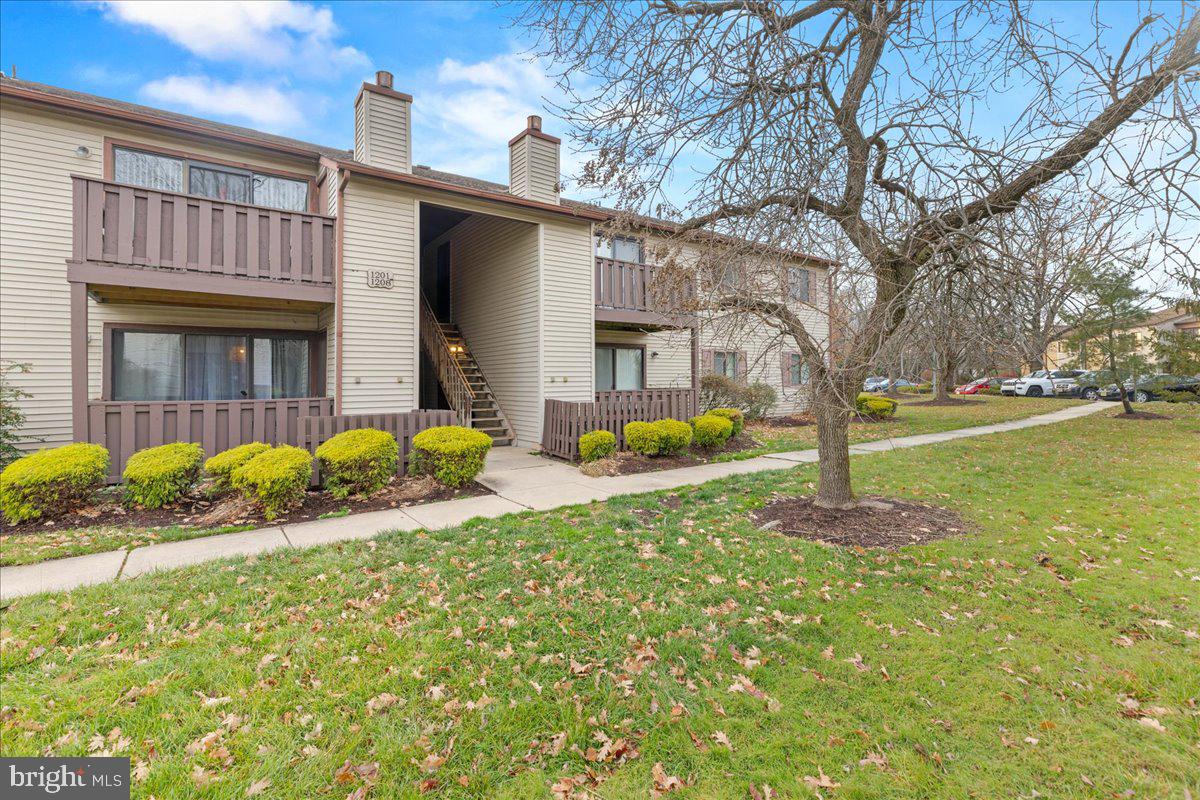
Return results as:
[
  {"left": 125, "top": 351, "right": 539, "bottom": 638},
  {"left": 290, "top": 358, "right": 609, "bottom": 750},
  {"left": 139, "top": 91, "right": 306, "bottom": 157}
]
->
[
  {"left": 651, "top": 351, "right": 660, "bottom": 358},
  {"left": 75, "top": 145, "right": 91, "bottom": 158}
]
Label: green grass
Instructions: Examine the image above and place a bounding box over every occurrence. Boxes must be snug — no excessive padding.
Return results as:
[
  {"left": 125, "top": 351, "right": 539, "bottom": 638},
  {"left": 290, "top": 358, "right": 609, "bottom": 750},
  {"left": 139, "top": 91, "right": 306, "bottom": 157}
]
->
[
  {"left": 2, "top": 404, "right": 1196, "bottom": 799},
  {"left": 0, "top": 523, "right": 255, "bottom": 567},
  {"left": 725, "top": 394, "right": 1088, "bottom": 460}
]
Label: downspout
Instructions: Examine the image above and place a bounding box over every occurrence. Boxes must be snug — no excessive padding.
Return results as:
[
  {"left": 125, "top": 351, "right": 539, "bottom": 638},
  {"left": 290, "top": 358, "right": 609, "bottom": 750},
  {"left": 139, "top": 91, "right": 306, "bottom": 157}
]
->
[{"left": 335, "top": 171, "right": 348, "bottom": 415}]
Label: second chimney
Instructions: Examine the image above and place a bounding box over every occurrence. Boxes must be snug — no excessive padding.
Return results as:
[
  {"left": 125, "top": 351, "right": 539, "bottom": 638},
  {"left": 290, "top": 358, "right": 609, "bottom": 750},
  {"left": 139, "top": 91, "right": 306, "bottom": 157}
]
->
[
  {"left": 509, "top": 115, "right": 560, "bottom": 204},
  {"left": 354, "top": 70, "right": 412, "bottom": 173}
]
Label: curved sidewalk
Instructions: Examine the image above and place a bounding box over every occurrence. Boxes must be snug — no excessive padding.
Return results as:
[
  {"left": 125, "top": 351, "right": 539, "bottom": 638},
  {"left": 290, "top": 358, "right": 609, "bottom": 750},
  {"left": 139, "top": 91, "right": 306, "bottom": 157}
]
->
[{"left": 0, "top": 402, "right": 1108, "bottom": 601}]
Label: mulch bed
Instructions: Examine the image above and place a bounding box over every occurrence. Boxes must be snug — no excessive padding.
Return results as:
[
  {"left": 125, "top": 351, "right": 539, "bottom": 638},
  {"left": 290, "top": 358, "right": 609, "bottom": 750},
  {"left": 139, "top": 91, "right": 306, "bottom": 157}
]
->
[
  {"left": 1113, "top": 411, "right": 1169, "bottom": 420},
  {"left": 579, "top": 434, "right": 759, "bottom": 477},
  {"left": 752, "top": 495, "right": 972, "bottom": 549},
  {"left": 0, "top": 476, "right": 491, "bottom": 536}
]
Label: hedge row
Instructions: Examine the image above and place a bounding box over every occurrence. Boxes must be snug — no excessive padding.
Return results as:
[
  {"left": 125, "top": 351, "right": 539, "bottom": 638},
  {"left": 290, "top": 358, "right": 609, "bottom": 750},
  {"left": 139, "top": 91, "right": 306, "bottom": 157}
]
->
[
  {"left": 0, "top": 424, "right": 491, "bottom": 525},
  {"left": 577, "top": 410, "right": 740, "bottom": 462}
]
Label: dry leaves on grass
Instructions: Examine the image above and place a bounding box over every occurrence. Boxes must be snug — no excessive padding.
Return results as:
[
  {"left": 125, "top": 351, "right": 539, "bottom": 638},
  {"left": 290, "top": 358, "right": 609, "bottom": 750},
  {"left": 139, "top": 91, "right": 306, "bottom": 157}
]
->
[
  {"left": 651, "top": 762, "right": 685, "bottom": 796},
  {"left": 802, "top": 767, "right": 840, "bottom": 791}
]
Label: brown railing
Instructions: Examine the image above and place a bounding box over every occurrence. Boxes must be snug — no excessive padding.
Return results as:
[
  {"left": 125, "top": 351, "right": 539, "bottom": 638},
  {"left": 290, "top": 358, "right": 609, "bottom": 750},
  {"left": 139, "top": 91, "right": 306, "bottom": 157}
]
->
[
  {"left": 594, "top": 258, "right": 692, "bottom": 315},
  {"left": 542, "top": 388, "right": 699, "bottom": 460},
  {"left": 298, "top": 409, "right": 457, "bottom": 481},
  {"left": 86, "top": 397, "right": 333, "bottom": 482},
  {"left": 71, "top": 176, "right": 335, "bottom": 286},
  {"left": 418, "top": 294, "right": 473, "bottom": 426}
]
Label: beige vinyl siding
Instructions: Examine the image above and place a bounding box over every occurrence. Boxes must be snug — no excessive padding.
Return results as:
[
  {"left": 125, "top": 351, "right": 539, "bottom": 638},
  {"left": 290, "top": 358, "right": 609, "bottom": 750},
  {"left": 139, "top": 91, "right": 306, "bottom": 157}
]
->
[
  {"left": 0, "top": 100, "right": 318, "bottom": 449},
  {"left": 442, "top": 213, "right": 541, "bottom": 445},
  {"left": 595, "top": 329, "right": 693, "bottom": 389},
  {"left": 508, "top": 141, "right": 529, "bottom": 199},
  {"left": 541, "top": 220, "right": 595, "bottom": 417},
  {"left": 318, "top": 305, "right": 336, "bottom": 395},
  {"left": 526, "top": 138, "right": 559, "bottom": 204},
  {"left": 338, "top": 178, "right": 418, "bottom": 413},
  {"left": 87, "top": 305, "right": 320, "bottom": 398},
  {"left": 354, "top": 91, "right": 411, "bottom": 173}
]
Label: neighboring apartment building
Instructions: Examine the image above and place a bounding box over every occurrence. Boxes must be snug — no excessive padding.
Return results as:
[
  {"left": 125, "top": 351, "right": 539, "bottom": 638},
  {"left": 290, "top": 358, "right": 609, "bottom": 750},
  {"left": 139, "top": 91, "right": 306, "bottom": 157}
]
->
[
  {"left": 0, "top": 71, "right": 831, "bottom": 470},
  {"left": 1044, "top": 306, "right": 1199, "bottom": 370}
]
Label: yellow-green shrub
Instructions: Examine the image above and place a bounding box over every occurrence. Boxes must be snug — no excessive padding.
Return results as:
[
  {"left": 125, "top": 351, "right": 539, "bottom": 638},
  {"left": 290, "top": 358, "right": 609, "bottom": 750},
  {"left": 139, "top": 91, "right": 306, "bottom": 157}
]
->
[
  {"left": 856, "top": 392, "right": 898, "bottom": 419},
  {"left": 409, "top": 426, "right": 492, "bottom": 487},
  {"left": 655, "top": 419, "right": 693, "bottom": 455},
  {"left": 205, "top": 442, "right": 271, "bottom": 491},
  {"left": 708, "top": 407, "right": 745, "bottom": 437},
  {"left": 316, "top": 428, "right": 398, "bottom": 498},
  {"left": 690, "top": 414, "right": 734, "bottom": 449},
  {"left": 0, "top": 443, "right": 109, "bottom": 524},
  {"left": 578, "top": 430, "right": 616, "bottom": 463},
  {"left": 623, "top": 421, "right": 661, "bottom": 456},
  {"left": 231, "top": 445, "right": 312, "bottom": 520},
  {"left": 123, "top": 442, "right": 204, "bottom": 509}
]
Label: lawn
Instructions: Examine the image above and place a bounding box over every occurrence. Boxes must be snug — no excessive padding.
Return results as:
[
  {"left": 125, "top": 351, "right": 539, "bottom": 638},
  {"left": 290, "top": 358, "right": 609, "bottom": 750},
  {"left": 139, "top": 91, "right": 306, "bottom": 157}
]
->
[
  {"left": 1, "top": 403, "right": 1196, "bottom": 799},
  {"left": 0, "top": 395, "right": 1083, "bottom": 566},
  {"left": 728, "top": 394, "right": 1088, "bottom": 460}
]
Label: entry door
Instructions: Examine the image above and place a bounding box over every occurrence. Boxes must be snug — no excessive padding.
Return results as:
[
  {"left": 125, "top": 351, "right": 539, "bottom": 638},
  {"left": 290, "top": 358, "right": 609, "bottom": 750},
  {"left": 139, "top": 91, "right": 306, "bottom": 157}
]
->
[{"left": 435, "top": 242, "right": 451, "bottom": 322}]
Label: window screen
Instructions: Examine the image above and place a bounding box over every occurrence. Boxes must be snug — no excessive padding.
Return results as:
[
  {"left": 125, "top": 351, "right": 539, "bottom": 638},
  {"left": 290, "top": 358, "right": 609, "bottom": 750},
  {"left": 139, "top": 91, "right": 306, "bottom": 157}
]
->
[{"left": 113, "top": 147, "right": 184, "bottom": 193}]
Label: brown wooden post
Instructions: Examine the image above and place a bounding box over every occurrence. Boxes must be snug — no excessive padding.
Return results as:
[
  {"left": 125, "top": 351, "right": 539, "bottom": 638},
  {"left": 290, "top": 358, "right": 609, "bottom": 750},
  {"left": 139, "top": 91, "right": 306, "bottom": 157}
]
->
[{"left": 70, "top": 281, "right": 88, "bottom": 442}]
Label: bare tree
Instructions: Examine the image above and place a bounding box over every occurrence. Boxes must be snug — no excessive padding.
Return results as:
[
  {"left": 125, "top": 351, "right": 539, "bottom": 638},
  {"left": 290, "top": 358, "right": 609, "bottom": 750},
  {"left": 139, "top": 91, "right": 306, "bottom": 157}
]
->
[{"left": 516, "top": 1, "right": 1200, "bottom": 508}]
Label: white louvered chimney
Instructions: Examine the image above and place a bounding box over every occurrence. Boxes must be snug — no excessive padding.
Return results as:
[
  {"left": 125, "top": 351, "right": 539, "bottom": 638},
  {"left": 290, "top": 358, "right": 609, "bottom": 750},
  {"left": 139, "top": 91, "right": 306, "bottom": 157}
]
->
[
  {"left": 508, "top": 115, "right": 560, "bottom": 204},
  {"left": 354, "top": 70, "right": 412, "bottom": 173}
]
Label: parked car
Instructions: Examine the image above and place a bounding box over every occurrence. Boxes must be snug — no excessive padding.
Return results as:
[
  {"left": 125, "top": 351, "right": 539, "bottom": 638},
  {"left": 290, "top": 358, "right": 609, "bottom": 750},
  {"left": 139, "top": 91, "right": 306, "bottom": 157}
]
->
[
  {"left": 1100, "top": 373, "right": 1200, "bottom": 403},
  {"left": 1070, "top": 370, "right": 1117, "bottom": 401},
  {"left": 863, "top": 376, "right": 889, "bottom": 392},
  {"left": 1000, "top": 377, "right": 1020, "bottom": 396},
  {"left": 955, "top": 377, "right": 1000, "bottom": 395},
  {"left": 1013, "top": 369, "right": 1083, "bottom": 397}
]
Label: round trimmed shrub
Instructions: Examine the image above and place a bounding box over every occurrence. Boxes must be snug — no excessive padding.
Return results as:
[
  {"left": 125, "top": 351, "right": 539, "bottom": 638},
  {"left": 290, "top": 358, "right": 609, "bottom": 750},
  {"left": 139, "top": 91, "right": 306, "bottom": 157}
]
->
[
  {"left": 578, "top": 430, "right": 617, "bottom": 463},
  {"left": 231, "top": 445, "right": 312, "bottom": 520},
  {"left": 855, "top": 392, "right": 898, "bottom": 420},
  {"left": 708, "top": 407, "right": 745, "bottom": 437},
  {"left": 0, "top": 443, "right": 109, "bottom": 524},
  {"left": 690, "top": 414, "right": 734, "bottom": 449},
  {"left": 409, "top": 426, "right": 492, "bottom": 488},
  {"left": 123, "top": 442, "right": 205, "bottom": 509},
  {"left": 205, "top": 442, "right": 272, "bottom": 492},
  {"left": 655, "top": 419, "right": 693, "bottom": 455},
  {"left": 623, "top": 421, "right": 661, "bottom": 456},
  {"left": 316, "top": 428, "right": 399, "bottom": 499}
]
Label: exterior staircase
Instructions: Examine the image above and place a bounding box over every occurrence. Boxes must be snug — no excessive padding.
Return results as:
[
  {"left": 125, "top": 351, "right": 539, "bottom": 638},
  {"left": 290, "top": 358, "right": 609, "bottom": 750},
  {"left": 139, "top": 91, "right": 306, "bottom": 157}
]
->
[{"left": 419, "top": 294, "right": 514, "bottom": 446}]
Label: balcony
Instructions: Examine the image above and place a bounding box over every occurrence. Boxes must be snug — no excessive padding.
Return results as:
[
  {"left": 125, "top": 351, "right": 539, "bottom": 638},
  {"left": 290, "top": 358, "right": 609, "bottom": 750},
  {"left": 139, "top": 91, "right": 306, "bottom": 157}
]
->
[
  {"left": 594, "top": 257, "right": 694, "bottom": 329},
  {"left": 68, "top": 176, "right": 335, "bottom": 307}
]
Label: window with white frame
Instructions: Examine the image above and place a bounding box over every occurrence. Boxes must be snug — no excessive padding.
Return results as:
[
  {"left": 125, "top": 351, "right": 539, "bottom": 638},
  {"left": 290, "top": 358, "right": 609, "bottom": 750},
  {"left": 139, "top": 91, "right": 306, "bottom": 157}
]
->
[
  {"left": 112, "top": 146, "right": 310, "bottom": 212},
  {"left": 594, "top": 345, "right": 644, "bottom": 391},
  {"left": 712, "top": 350, "right": 741, "bottom": 379},
  {"left": 595, "top": 235, "right": 643, "bottom": 264},
  {"left": 785, "top": 352, "right": 810, "bottom": 386}
]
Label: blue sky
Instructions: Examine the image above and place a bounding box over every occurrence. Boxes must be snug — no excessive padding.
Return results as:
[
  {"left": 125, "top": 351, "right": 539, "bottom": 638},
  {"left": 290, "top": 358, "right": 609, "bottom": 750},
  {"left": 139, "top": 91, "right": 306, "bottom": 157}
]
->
[{"left": 0, "top": 1, "right": 576, "bottom": 187}]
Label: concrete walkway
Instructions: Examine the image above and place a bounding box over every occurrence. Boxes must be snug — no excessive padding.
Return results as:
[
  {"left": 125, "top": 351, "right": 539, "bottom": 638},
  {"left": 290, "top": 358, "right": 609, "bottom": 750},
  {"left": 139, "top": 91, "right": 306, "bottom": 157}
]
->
[{"left": 0, "top": 402, "right": 1108, "bottom": 601}]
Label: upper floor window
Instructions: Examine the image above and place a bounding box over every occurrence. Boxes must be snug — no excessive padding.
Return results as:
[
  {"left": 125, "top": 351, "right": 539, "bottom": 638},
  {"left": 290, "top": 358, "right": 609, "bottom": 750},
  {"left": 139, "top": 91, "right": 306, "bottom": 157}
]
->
[
  {"left": 788, "top": 268, "right": 811, "bottom": 302},
  {"left": 112, "top": 145, "right": 309, "bottom": 212},
  {"left": 595, "top": 235, "right": 643, "bottom": 264}
]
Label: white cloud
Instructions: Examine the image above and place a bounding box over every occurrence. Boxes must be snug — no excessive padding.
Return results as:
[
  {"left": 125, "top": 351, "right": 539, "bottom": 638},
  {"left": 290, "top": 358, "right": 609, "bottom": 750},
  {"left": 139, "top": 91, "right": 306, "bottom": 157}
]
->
[
  {"left": 140, "top": 75, "right": 306, "bottom": 129},
  {"left": 98, "top": 0, "right": 369, "bottom": 74},
  {"left": 415, "top": 52, "right": 590, "bottom": 187}
]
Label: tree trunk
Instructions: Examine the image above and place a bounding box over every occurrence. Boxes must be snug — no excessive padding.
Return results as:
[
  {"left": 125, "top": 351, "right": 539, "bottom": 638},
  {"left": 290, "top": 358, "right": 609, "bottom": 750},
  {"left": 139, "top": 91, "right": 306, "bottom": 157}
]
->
[
  {"left": 935, "top": 349, "right": 955, "bottom": 401},
  {"left": 813, "top": 399, "right": 854, "bottom": 509}
]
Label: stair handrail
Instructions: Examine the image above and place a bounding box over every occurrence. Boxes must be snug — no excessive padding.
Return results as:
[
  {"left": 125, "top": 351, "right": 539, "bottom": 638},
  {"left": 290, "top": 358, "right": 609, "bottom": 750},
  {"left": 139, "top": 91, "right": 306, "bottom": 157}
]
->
[{"left": 419, "top": 293, "right": 474, "bottom": 426}]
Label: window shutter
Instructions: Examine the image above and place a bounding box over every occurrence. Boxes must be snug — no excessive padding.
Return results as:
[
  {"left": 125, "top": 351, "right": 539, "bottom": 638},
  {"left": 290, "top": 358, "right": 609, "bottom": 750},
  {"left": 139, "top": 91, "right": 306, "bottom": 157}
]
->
[
  {"left": 700, "top": 348, "right": 714, "bottom": 374},
  {"left": 781, "top": 352, "right": 792, "bottom": 387},
  {"left": 736, "top": 350, "right": 748, "bottom": 381}
]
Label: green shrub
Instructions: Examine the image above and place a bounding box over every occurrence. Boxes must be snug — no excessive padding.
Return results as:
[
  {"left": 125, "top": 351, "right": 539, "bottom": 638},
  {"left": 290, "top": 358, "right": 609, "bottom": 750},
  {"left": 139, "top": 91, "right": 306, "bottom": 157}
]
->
[
  {"left": 743, "top": 381, "right": 777, "bottom": 420},
  {"left": 578, "top": 430, "right": 617, "bottom": 463},
  {"left": 1159, "top": 389, "right": 1199, "bottom": 403},
  {"left": 0, "top": 442, "right": 109, "bottom": 524},
  {"left": 409, "top": 426, "right": 492, "bottom": 488},
  {"left": 898, "top": 383, "right": 932, "bottom": 395},
  {"left": 316, "top": 428, "right": 399, "bottom": 498},
  {"left": 655, "top": 419, "right": 693, "bottom": 455},
  {"left": 708, "top": 407, "right": 745, "bottom": 437},
  {"left": 205, "top": 442, "right": 272, "bottom": 492},
  {"left": 123, "top": 442, "right": 204, "bottom": 509},
  {"left": 690, "top": 414, "right": 734, "bottom": 449},
  {"left": 855, "top": 392, "right": 898, "bottom": 419},
  {"left": 624, "top": 421, "right": 661, "bottom": 456},
  {"left": 231, "top": 445, "right": 312, "bottom": 520},
  {"left": 1, "top": 361, "right": 32, "bottom": 468}
]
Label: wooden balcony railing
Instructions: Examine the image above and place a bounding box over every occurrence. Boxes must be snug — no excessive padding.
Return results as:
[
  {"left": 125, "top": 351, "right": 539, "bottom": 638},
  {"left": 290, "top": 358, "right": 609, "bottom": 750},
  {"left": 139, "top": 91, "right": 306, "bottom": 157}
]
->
[
  {"left": 592, "top": 257, "right": 696, "bottom": 316},
  {"left": 86, "top": 397, "right": 333, "bottom": 482},
  {"left": 71, "top": 176, "right": 335, "bottom": 287}
]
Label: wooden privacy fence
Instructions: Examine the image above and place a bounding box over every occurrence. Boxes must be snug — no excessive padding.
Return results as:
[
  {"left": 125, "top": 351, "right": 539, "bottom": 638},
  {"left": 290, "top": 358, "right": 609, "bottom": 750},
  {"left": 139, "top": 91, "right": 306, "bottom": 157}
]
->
[
  {"left": 542, "top": 388, "right": 699, "bottom": 460},
  {"left": 72, "top": 176, "right": 335, "bottom": 286},
  {"left": 87, "top": 397, "right": 334, "bottom": 482},
  {"left": 297, "top": 409, "right": 457, "bottom": 483}
]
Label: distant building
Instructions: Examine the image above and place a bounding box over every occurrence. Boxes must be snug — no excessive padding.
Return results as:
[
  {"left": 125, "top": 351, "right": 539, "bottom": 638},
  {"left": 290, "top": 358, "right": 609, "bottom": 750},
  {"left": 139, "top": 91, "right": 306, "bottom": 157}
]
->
[{"left": 1044, "top": 306, "right": 1199, "bottom": 369}]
